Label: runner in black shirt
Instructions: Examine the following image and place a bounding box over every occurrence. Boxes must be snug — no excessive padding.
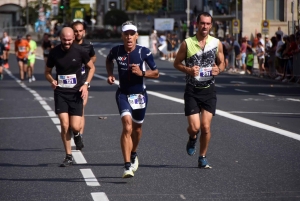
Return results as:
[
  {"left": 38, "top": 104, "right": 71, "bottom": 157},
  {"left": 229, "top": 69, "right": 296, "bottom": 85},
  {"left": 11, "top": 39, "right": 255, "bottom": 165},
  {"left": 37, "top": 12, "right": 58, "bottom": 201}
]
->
[
  {"left": 71, "top": 21, "right": 97, "bottom": 150},
  {"left": 44, "top": 27, "right": 96, "bottom": 167},
  {"left": 42, "top": 33, "right": 53, "bottom": 65}
]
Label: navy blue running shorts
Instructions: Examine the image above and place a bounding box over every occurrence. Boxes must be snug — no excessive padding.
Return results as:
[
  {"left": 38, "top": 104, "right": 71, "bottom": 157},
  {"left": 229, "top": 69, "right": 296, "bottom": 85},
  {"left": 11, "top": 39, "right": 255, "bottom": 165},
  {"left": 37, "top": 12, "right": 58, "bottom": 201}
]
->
[
  {"left": 115, "top": 88, "right": 148, "bottom": 124},
  {"left": 54, "top": 91, "right": 83, "bottom": 116},
  {"left": 184, "top": 84, "right": 217, "bottom": 116}
]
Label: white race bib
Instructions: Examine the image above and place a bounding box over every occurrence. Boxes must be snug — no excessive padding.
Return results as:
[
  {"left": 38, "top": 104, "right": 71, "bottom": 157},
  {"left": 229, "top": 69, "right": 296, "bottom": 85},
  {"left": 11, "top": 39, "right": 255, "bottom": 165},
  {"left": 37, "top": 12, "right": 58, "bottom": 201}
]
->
[
  {"left": 195, "top": 67, "right": 213, "bottom": 81},
  {"left": 58, "top": 74, "right": 77, "bottom": 88},
  {"left": 18, "top": 46, "right": 26, "bottom": 52},
  {"left": 127, "top": 94, "right": 146, "bottom": 110}
]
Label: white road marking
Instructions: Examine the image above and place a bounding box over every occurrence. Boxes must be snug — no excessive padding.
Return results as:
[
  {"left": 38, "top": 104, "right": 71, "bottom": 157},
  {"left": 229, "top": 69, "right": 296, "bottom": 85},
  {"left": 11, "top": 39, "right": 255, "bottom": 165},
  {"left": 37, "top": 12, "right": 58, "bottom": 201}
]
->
[
  {"left": 80, "top": 169, "right": 100, "bottom": 186},
  {"left": 93, "top": 74, "right": 300, "bottom": 141},
  {"left": 169, "top": 75, "right": 177, "bottom": 78},
  {"left": 91, "top": 192, "right": 109, "bottom": 201},
  {"left": 98, "top": 49, "right": 107, "bottom": 57},
  {"left": 147, "top": 80, "right": 160, "bottom": 83},
  {"left": 258, "top": 93, "right": 275, "bottom": 97},
  {"left": 286, "top": 98, "right": 300, "bottom": 102},
  {"left": 51, "top": 117, "right": 60, "bottom": 124},
  {"left": 215, "top": 84, "right": 225, "bottom": 88},
  {"left": 73, "top": 150, "right": 87, "bottom": 164},
  {"left": 230, "top": 81, "right": 246, "bottom": 84},
  {"left": 159, "top": 72, "right": 166, "bottom": 75},
  {"left": 235, "top": 89, "right": 249, "bottom": 93},
  {"left": 180, "top": 194, "right": 186, "bottom": 200},
  {"left": 229, "top": 111, "right": 300, "bottom": 115}
]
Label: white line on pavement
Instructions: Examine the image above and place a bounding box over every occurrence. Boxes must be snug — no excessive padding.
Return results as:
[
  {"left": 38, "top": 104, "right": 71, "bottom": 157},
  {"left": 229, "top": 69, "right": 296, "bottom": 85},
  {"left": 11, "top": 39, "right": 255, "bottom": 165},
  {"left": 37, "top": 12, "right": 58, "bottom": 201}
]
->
[
  {"left": 215, "top": 84, "right": 225, "bottom": 88},
  {"left": 235, "top": 89, "right": 249, "bottom": 93},
  {"left": 228, "top": 111, "right": 300, "bottom": 115},
  {"left": 80, "top": 169, "right": 100, "bottom": 186},
  {"left": 72, "top": 150, "right": 87, "bottom": 164},
  {"left": 93, "top": 74, "right": 300, "bottom": 141},
  {"left": 258, "top": 93, "right": 275, "bottom": 97},
  {"left": 286, "top": 98, "right": 300, "bottom": 102},
  {"left": 180, "top": 194, "right": 186, "bottom": 200},
  {"left": 91, "top": 192, "right": 109, "bottom": 201},
  {"left": 230, "top": 81, "right": 246, "bottom": 84}
]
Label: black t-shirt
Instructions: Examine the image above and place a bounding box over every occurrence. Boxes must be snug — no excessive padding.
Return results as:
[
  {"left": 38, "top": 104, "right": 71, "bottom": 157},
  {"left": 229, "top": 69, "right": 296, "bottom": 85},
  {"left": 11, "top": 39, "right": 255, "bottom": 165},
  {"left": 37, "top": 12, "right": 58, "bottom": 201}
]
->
[
  {"left": 47, "top": 43, "right": 90, "bottom": 93},
  {"left": 80, "top": 39, "right": 95, "bottom": 80}
]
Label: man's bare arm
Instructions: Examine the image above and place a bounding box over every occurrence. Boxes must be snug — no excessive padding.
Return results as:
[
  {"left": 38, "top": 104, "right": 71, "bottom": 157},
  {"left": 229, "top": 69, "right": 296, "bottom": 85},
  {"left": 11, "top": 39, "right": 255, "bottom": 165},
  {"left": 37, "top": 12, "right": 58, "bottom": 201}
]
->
[
  {"left": 217, "top": 41, "right": 225, "bottom": 72},
  {"left": 106, "top": 57, "right": 114, "bottom": 76},
  {"left": 173, "top": 41, "right": 194, "bottom": 75},
  {"left": 90, "top": 55, "right": 97, "bottom": 63}
]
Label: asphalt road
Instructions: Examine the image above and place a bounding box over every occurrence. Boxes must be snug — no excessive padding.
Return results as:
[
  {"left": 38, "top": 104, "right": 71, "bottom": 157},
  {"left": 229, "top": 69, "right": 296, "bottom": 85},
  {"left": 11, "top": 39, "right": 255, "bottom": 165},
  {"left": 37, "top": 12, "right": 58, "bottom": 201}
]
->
[{"left": 1, "top": 42, "right": 300, "bottom": 201}]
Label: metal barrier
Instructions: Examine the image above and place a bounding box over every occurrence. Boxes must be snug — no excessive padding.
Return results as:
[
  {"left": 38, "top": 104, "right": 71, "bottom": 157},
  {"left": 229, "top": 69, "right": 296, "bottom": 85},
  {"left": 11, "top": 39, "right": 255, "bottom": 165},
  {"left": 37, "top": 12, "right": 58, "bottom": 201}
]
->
[{"left": 293, "top": 52, "right": 300, "bottom": 83}]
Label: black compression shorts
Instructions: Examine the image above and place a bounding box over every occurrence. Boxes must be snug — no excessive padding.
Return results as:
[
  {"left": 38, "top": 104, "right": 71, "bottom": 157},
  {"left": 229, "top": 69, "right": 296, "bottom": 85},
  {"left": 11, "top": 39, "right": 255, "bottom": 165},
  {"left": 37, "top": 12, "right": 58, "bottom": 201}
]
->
[
  {"left": 54, "top": 91, "right": 83, "bottom": 116},
  {"left": 184, "top": 84, "right": 217, "bottom": 116}
]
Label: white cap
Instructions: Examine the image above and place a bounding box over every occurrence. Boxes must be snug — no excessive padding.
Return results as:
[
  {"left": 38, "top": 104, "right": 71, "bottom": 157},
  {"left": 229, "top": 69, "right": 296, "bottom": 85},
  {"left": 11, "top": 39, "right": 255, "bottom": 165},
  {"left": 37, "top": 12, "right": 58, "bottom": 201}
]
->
[{"left": 122, "top": 24, "right": 137, "bottom": 32}]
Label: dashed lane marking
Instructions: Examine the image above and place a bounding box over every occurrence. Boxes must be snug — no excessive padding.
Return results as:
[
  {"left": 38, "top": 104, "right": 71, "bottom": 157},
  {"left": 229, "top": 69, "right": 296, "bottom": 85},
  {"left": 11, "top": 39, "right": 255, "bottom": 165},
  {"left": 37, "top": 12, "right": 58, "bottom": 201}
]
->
[
  {"left": 91, "top": 192, "right": 110, "bottom": 201},
  {"left": 258, "top": 93, "right": 276, "bottom": 97},
  {"left": 286, "top": 98, "right": 300, "bottom": 102},
  {"left": 235, "top": 89, "right": 249, "bottom": 93},
  {"left": 80, "top": 169, "right": 100, "bottom": 186}
]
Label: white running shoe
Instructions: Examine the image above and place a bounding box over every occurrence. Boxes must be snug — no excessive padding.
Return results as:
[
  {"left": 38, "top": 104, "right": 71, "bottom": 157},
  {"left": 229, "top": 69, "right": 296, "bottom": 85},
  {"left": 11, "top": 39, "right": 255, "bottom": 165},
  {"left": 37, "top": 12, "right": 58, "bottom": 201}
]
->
[
  {"left": 131, "top": 156, "right": 139, "bottom": 172},
  {"left": 282, "top": 78, "right": 288, "bottom": 83},
  {"left": 122, "top": 166, "right": 134, "bottom": 178},
  {"left": 275, "top": 76, "right": 282, "bottom": 80},
  {"left": 32, "top": 75, "right": 36, "bottom": 81},
  {"left": 239, "top": 71, "right": 245, "bottom": 74},
  {"left": 29, "top": 78, "right": 32, "bottom": 83}
]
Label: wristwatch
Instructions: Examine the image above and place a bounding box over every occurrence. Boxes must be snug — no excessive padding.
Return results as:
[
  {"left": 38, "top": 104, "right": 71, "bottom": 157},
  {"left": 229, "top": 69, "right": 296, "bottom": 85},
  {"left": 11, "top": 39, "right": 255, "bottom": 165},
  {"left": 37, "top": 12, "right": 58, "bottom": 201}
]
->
[
  {"left": 142, "top": 71, "right": 145, "bottom": 77},
  {"left": 84, "top": 82, "right": 90, "bottom": 88}
]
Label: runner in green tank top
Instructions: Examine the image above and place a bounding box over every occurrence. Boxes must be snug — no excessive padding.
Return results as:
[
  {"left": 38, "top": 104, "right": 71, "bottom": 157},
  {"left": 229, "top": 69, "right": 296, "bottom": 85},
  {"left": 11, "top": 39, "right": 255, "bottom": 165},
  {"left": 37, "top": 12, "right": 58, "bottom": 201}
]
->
[
  {"left": 26, "top": 34, "right": 37, "bottom": 82},
  {"left": 174, "top": 12, "right": 225, "bottom": 169}
]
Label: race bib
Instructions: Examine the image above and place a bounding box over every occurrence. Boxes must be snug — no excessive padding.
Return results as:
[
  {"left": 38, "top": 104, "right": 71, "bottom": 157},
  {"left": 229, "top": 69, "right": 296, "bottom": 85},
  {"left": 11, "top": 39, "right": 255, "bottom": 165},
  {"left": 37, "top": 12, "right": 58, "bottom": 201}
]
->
[
  {"left": 127, "top": 94, "right": 146, "bottom": 110},
  {"left": 194, "top": 66, "right": 213, "bottom": 82},
  {"left": 199, "top": 67, "right": 212, "bottom": 77},
  {"left": 81, "top": 64, "right": 85, "bottom": 75},
  {"left": 18, "top": 46, "right": 26, "bottom": 52},
  {"left": 58, "top": 74, "right": 77, "bottom": 88}
]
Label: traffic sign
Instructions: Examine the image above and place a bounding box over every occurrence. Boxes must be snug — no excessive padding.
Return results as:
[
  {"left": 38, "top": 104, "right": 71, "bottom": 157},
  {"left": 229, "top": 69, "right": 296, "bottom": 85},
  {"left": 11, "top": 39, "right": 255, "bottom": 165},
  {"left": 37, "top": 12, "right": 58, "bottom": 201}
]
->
[
  {"left": 261, "top": 20, "right": 269, "bottom": 35},
  {"left": 232, "top": 19, "right": 240, "bottom": 34}
]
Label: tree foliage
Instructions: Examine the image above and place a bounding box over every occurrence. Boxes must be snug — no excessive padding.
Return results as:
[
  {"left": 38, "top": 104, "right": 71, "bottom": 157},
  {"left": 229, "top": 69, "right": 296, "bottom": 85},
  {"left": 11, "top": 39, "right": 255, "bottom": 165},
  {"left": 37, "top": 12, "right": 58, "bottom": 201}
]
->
[
  {"left": 20, "top": 0, "right": 51, "bottom": 25},
  {"left": 125, "top": 0, "right": 163, "bottom": 14},
  {"left": 104, "top": 10, "right": 129, "bottom": 26}
]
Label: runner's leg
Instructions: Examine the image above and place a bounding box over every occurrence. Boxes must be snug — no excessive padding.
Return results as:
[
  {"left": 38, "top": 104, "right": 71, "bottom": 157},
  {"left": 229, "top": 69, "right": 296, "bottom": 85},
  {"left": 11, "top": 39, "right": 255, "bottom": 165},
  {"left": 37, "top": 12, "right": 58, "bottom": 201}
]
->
[{"left": 199, "top": 109, "right": 213, "bottom": 156}]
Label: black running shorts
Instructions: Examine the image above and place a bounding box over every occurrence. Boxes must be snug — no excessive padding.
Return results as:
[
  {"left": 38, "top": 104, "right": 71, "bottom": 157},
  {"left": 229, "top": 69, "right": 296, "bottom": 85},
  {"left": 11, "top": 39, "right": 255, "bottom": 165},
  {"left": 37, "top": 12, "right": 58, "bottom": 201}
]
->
[
  {"left": 54, "top": 91, "right": 83, "bottom": 116},
  {"left": 184, "top": 84, "right": 217, "bottom": 116}
]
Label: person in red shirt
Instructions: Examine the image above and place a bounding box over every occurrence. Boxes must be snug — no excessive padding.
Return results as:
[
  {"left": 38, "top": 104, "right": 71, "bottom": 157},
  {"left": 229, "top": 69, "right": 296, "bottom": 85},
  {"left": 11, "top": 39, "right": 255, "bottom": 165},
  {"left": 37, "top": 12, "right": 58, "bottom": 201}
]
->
[{"left": 15, "top": 35, "right": 30, "bottom": 82}]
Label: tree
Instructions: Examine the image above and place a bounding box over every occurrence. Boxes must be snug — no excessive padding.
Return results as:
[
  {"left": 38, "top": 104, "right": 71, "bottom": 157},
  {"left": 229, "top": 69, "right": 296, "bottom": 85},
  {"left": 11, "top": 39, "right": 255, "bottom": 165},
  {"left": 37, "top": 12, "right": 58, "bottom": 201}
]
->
[
  {"left": 125, "top": 0, "right": 163, "bottom": 14},
  {"left": 104, "top": 9, "right": 129, "bottom": 27},
  {"left": 20, "top": 0, "right": 51, "bottom": 25}
]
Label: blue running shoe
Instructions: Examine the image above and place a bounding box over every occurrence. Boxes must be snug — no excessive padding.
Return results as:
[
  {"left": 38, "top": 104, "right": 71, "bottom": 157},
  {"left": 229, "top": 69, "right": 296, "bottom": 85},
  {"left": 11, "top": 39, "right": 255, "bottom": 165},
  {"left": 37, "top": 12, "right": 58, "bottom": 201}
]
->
[
  {"left": 198, "top": 156, "right": 212, "bottom": 169},
  {"left": 186, "top": 135, "right": 198, "bottom": 156}
]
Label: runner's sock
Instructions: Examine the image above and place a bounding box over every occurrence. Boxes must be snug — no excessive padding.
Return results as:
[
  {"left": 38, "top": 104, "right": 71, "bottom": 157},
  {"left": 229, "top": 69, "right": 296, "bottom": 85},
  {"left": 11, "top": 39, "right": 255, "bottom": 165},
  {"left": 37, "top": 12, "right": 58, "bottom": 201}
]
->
[
  {"left": 124, "top": 162, "right": 131, "bottom": 170},
  {"left": 131, "top": 152, "right": 137, "bottom": 159},
  {"left": 66, "top": 154, "right": 72, "bottom": 160}
]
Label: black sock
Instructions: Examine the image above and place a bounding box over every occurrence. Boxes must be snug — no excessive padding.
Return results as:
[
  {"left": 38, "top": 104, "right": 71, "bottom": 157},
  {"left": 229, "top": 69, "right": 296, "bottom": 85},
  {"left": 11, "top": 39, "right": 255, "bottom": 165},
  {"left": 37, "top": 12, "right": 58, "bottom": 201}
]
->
[
  {"left": 73, "top": 132, "right": 80, "bottom": 137},
  {"left": 66, "top": 154, "right": 72, "bottom": 160},
  {"left": 189, "top": 136, "right": 197, "bottom": 141},
  {"left": 131, "top": 152, "right": 137, "bottom": 159},
  {"left": 125, "top": 162, "right": 131, "bottom": 169}
]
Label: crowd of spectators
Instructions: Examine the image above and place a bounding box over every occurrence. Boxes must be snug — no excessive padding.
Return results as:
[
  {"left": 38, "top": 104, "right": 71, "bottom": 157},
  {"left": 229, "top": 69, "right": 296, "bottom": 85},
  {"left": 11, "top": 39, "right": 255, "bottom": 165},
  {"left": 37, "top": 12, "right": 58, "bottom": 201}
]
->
[{"left": 221, "top": 26, "right": 300, "bottom": 83}]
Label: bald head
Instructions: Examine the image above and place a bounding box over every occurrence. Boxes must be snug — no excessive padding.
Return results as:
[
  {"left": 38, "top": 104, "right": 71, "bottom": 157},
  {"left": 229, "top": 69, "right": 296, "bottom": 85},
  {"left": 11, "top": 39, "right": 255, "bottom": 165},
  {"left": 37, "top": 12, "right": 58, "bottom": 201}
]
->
[
  {"left": 60, "top": 27, "right": 74, "bottom": 38},
  {"left": 60, "top": 27, "right": 75, "bottom": 50}
]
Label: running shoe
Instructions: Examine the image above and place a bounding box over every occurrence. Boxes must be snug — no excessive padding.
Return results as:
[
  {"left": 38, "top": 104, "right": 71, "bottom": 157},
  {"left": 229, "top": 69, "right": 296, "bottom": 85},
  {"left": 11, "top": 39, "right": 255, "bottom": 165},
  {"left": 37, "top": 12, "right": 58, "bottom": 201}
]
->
[
  {"left": 60, "top": 157, "right": 73, "bottom": 167},
  {"left": 74, "top": 133, "right": 84, "bottom": 150},
  {"left": 32, "top": 75, "right": 36, "bottom": 81},
  {"left": 29, "top": 78, "right": 32, "bottom": 83},
  {"left": 122, "top": 166, "right": 134, "bottom": 178},
  {"left": 198, "top": 156, "right": 212, "bottom": 169},
  {"left": 186, "top": 134, "right": 198, "bottom": 156},
  {"left": 131, "top": 155, "right": 139, "bottom": 172}
]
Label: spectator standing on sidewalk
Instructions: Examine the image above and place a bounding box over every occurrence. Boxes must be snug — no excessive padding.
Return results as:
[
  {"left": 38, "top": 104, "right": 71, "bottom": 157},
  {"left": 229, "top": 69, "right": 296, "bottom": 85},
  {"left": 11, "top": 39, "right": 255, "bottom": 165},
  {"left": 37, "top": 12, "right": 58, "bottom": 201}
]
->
[
  {"left": 150, "top": 30, "right": 158, "bottom": 55},
  {"left": 0, "top": 41, "right": 5, "bottom": 80},
  {"left": 239, "top": 37, "right": 247, "bottom": 74}
]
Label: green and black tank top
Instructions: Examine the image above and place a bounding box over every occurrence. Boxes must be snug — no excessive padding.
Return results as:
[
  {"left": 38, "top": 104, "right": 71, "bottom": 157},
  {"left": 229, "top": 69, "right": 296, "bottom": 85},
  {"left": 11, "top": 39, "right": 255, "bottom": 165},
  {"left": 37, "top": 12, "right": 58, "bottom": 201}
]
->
[{"left": 185, "top": 35, "right": 219, "bottom": 87}]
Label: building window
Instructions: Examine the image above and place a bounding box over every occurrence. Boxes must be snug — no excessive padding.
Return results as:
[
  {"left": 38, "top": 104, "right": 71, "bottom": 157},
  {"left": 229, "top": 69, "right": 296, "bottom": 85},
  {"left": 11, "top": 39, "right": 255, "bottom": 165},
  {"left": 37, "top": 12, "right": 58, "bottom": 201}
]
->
[{"left": 266, "top": 0, "right": 284, "bottom": 21}]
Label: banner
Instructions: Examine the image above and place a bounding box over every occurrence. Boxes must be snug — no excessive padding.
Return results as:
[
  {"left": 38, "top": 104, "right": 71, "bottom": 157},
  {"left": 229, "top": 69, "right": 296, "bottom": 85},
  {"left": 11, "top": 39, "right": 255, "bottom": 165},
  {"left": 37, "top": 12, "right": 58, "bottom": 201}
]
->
[{"left": 154, "top": 18, "right": 175, "bottom": 31}]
